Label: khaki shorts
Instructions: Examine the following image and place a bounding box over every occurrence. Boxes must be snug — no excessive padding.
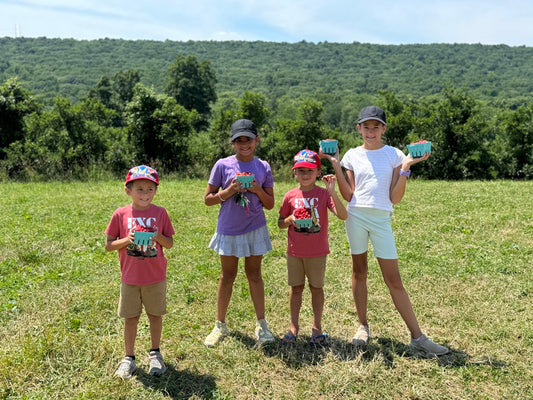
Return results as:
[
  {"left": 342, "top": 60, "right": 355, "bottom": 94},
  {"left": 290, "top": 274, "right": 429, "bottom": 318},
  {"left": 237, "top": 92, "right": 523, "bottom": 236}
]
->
[
  {"left": 118, "top": 280, "right": 167, "bottom": 318},
  {"left": 287, "top": 255, "right": 327, "bottom": 288}
]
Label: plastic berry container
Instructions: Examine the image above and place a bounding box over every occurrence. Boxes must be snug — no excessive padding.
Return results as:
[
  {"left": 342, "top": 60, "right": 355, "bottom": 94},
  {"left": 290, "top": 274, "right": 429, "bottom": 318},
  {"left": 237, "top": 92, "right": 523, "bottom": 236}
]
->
[
  {"left": 294, "top": 218, "right": 313, "bottom": 228},
  {"left": 319, "top": 139, "right": 338, "bottom": 155},
  {"left": 236, "top": 173, "right": 255, "bottom": 188},
  {"left": 406, "top": 140, "right": 432, "bottom": 158},
  {"left": 134, "top": 231, "right": 155, "bottom": 246}
]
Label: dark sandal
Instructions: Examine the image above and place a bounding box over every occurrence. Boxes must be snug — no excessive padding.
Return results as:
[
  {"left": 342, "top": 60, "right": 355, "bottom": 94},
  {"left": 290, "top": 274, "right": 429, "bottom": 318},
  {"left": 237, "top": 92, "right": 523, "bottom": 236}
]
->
[
  {"left": 282, "top": 333, "right": 297, "bottom": 344},
  {"left": 309, "top": 332, "right": 328, "bottom": 346}
]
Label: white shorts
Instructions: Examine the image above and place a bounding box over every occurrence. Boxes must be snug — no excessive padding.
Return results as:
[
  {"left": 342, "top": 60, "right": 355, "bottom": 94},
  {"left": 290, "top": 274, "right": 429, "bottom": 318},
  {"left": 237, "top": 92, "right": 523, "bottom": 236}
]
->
[{"left": 345, "top": 207, "right": 398, "bottom": 259}]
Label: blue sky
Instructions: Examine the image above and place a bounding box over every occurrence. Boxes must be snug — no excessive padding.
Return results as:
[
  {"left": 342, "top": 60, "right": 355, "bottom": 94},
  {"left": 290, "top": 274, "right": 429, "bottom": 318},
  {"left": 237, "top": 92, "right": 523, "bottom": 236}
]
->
[{"left": 1, "top": 0, "right": 532, "bottom": 46}]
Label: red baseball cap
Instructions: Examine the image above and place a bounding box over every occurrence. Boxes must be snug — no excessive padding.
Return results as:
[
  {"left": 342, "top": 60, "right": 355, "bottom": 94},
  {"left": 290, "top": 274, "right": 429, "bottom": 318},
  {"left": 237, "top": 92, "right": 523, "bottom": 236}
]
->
[
  {"left": 292, "top": 149, "right": 321, "bottom": 169},
  {"left": 125, "top": 165, "right": 159, "bottom": 185}
]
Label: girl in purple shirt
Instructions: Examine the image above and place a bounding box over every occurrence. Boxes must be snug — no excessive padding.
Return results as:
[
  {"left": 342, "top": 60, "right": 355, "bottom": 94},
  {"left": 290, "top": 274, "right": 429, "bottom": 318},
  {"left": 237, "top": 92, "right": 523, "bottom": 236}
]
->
[{"left": 203, "top": 119, "right": 275, "bottom": 347}]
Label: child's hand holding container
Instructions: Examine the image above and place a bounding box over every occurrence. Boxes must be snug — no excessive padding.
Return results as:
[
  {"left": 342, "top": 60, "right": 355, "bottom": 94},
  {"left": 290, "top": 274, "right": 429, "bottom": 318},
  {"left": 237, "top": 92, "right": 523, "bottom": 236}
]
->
[{"left": 319, "top": 139, "right": 338, "bottom": 157}]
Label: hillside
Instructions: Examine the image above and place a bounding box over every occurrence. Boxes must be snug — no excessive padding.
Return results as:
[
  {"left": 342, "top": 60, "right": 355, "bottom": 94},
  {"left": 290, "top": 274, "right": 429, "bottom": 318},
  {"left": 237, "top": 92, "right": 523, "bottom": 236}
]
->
[{"left": 1, "top": 38, "right": 533, "bottom": 106}]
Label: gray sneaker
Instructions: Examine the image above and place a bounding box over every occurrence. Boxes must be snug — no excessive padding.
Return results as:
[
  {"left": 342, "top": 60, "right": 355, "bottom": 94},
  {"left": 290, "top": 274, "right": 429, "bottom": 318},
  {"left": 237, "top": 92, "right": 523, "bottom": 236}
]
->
[
  {"left": 114, "top": 356, "right": 137, "bottom": 380},
  {"left": 204, "top": 320, "right": 230, "bottom": 347},
  {"left": 148, "top": 350, "right": 167, "bottom": 376},
  {"left": 410, "top": 334, "right": 449, "bottom": 356},
  {"left": 352, "top": 325, "right": 370, "bottom": 346},
  {"left": 255, "top": 319, "right": 275, "bottom": 345}
]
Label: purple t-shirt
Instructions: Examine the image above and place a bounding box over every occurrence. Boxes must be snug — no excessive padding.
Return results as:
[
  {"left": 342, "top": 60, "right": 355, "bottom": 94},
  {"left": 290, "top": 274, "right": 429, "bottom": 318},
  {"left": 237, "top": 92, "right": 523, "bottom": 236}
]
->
[{"left": 208, "top": 156, "right": 274, "bottom": 235}]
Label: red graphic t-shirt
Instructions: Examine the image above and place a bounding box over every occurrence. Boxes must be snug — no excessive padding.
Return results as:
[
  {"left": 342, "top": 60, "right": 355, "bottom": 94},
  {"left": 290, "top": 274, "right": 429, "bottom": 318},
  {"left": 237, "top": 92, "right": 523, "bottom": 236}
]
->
[
  {"left": 105, "top": 204, "right": 175, "bottom": 285},
  {"left": 279, "top": 186, "right": 335, "bottom": 258}
]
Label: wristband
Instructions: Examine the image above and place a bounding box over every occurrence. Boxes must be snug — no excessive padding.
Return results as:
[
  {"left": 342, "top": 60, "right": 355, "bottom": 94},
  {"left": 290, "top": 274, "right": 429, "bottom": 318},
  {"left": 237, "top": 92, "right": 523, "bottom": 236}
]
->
[
  {"left": 217, "top": 192, "right": 225, "bottom": 202},
  {"left": 399, "top": 169, "right": 411, "bottom": 178}
]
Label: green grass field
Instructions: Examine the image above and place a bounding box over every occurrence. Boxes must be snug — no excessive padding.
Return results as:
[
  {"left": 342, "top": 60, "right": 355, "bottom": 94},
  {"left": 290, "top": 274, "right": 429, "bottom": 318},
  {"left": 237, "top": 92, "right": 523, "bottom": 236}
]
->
[{"left": 0, "top": 179, "right": 532, "bottom": 399}]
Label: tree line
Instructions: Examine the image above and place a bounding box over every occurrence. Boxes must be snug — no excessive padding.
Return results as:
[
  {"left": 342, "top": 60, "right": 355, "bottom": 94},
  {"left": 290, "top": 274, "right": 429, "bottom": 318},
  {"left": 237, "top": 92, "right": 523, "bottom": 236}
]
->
[
  {"left": 3, "top": 38, "right": 533, "bottom": 109},
  {"left": 1, "top": 53, "right": 532, "bottom": 181}
]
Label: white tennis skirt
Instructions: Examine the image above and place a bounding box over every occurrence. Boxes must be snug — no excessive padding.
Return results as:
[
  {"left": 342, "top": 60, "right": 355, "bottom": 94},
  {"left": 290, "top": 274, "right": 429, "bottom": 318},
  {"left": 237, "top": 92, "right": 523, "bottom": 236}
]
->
[{"left": 208, "top": 225, "right": 272, "bottom": 258}]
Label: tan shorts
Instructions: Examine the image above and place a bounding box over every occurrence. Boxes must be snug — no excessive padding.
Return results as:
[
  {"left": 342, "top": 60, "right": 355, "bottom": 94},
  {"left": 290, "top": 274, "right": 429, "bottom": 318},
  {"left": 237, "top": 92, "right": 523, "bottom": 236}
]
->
[
  {"left": 118, "top": 280, "right": 167, "bottom": 318},
  {"left": 287, "top": 255, "right": 327, "bottom": 288}
]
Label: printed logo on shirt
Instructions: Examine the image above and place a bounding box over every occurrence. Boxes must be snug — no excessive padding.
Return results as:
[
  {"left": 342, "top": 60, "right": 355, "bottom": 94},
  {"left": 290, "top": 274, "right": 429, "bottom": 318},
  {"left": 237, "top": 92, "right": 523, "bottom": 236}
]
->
[{"left": 127, "top": 217, "right": 157, "bottom": 230}]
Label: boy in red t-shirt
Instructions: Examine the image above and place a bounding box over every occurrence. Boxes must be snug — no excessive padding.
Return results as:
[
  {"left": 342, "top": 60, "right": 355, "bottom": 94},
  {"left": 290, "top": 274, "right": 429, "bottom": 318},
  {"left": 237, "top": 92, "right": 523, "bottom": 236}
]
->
[
  {"left": 105, "top": 165, "right": 175, "bottom": 379},
  {"left": 278, "top": 150, "right": 347, "bottom": 345}
]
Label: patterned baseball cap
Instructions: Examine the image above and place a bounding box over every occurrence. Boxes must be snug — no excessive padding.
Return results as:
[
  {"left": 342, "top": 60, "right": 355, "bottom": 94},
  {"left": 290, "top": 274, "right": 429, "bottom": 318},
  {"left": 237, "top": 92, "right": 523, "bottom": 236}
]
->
[
  {"left": 125, "top": 165, "right": 159, "bottom": 185},
  {"left": 292, "top": 149, "right": 321, "bottom": 169}
]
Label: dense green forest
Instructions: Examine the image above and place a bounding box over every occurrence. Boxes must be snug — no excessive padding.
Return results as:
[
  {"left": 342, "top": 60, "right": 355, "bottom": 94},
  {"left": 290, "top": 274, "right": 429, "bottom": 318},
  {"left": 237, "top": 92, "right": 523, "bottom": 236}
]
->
[
  {"left": 2, "top": 38, "right": 533, "bottom": 107},
  {"left": 1, "top": 38, "right": 533, "bottom": 180}
]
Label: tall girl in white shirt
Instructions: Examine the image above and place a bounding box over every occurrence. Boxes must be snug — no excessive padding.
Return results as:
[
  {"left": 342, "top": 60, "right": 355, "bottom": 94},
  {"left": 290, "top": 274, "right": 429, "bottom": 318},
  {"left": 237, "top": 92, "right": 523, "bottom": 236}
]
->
[{"left": 324, "top": 106, "right": 449, "bottom": 356}]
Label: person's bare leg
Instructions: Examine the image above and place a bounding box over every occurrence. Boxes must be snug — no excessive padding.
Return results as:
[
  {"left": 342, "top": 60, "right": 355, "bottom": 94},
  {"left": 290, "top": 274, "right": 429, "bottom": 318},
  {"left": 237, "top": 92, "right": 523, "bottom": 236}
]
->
[
  {"left": 352, "top": 253, "right": 369, "bottom": 326},
  {"left": 377, "top": 257, "right": 422, "bottom": 338},
  {"left": 284, "top": 284, "right": 304, "bottom": 342},
  {"left": 216, "top": 255, "right": 239, "bottom": 322},
  {"left": 244, "top": 255, "right": 266, "bottom": 319},
  {"left": 309, "top": 284, "right": 324, "bottom": 337},
  {"left": 124, "top": 315, "right": 140, "bottom": 356},
  {"left": 147, "top": 313, "right": 162, "bottom": 350}
]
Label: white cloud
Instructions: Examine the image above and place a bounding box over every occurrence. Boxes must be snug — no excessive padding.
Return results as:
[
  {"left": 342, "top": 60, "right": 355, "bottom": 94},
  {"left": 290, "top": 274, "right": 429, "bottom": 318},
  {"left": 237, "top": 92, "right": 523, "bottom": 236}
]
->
[{"left": 0, "top": 0, "right": 532, "bottom": 45}]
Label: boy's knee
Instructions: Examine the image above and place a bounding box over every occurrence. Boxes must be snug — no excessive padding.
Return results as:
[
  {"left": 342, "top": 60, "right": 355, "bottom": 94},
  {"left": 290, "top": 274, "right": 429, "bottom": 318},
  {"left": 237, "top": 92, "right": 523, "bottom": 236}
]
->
[
  {"left": 308, "top": 284, "right": 323, "bottom": 293},
  {"left": 147, "top": 313, "right": 162, "bottom": 321},
  {"left": 291, "top": 284, "right": 305, "bottom": 294},
  {"left": 125, "top": 315, "right": 141, "bottom": 325}
]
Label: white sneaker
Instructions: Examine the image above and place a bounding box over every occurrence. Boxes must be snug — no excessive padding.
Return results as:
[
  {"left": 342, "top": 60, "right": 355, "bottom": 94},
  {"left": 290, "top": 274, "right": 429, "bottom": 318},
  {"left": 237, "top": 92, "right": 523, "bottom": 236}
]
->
[
  {"left": 352, "top": 325, "right": 370, "bottom": 346},
  {"left": 255, "top": 319, "right": 275, "bottom": 345},
  {"left": 410, "top": 334, "right": 449, "bottom": 356},
  {"left": 148, "top": 350, "right": 167, "bottom": 376},
  {"left": 114, "top": 356, "right": 137, "bottom": 380},
  {"left": 204, "top": 320, "right": 230, "bottom": 347}
]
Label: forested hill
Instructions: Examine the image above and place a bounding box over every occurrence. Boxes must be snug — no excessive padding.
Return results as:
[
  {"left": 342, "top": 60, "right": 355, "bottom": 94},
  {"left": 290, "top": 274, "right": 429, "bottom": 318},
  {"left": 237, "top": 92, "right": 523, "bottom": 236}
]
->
[{"left": 1, "top": 37, "right": 533, "bottom": 106}]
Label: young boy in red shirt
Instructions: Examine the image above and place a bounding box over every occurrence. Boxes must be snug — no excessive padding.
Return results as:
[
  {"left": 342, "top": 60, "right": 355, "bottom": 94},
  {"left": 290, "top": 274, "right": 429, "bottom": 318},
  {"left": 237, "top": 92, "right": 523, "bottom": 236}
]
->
[
  {"left": 278, "top": 150, "right": 347, "bottom": 345},
  {"left": 105, "top": 165, "right": 175, "bottom": 379}
]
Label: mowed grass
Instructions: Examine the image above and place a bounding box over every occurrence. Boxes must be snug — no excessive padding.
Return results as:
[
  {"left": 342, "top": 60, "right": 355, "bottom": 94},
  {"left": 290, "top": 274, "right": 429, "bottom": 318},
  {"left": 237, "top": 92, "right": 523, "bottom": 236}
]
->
[{"left": 0, "top": 179, "right": 532, "bottom": 400}]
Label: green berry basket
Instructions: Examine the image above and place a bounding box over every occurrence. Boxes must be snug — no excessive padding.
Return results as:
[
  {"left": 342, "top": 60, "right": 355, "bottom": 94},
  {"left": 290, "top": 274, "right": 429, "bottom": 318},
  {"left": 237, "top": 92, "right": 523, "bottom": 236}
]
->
[
  {"left": 134, "top": 231, "right": 155, "bottom": 246},
  {"left": 406, "top": 141, "right": 432, "bottom": 158},
  {"left": 320, "top": 139, "right": 338, "bottom": 155},
  {"left": 236, "top": 174, "right": 255, "bottom": 188},
  {"left": 295, "top": 218, "right": 313, "bottom": 229}
]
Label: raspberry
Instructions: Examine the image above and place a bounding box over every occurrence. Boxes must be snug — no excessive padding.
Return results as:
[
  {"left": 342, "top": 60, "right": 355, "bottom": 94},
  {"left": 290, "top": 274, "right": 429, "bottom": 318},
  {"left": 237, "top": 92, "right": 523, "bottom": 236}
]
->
[{"left": 294, "top": 208, "right": 312, "bottom": 219}]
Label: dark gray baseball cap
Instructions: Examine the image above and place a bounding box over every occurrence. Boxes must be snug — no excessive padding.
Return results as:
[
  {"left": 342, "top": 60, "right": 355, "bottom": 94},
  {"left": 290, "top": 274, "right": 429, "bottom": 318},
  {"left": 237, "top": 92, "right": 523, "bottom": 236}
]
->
[
  {"left": 230, "top": 119, "right": 258, "bottom": 142},
  {"left": 358, "top": 106, "right": 387, "bottom": 125}
]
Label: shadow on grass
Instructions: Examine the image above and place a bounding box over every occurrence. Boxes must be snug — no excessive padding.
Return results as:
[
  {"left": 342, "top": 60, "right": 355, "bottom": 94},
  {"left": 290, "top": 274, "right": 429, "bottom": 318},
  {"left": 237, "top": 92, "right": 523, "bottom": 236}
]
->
[
  {"left": 232, "top": 332, "right": 507, "bottom": 370},
  {"left": 232, "top": 331, "right": 390, "bottom": 368},
  {"left": 232, "top": 330, "right": 330, "bottom": 367},
  {"left": 137, "top": 364, "right": 217, "bottom": 400},
  {"left": 363, "top": 337, "right": 508, "bottom": 370}
]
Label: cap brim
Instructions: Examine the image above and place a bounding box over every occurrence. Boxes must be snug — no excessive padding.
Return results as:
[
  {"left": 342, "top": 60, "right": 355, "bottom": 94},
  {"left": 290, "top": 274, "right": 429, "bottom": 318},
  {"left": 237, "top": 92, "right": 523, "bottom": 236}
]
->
[
  {"left": 358, "top": 117, "right": 386, "bottom": 125},
  {"left": 292, "top": 162, "right": 320, "bottom": 169},
  {"left": 231, "top": 131, "right": 257, "bottom": 142},
  {"left": 125, "top": 177, "right": 159, "bottom": 185}
]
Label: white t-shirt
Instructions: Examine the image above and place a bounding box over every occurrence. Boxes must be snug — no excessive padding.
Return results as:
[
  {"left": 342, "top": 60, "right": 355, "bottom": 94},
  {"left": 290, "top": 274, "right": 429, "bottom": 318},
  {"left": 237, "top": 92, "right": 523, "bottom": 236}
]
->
[{"left": 340, "top": 145, "right": 406, "bottom": 212}]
